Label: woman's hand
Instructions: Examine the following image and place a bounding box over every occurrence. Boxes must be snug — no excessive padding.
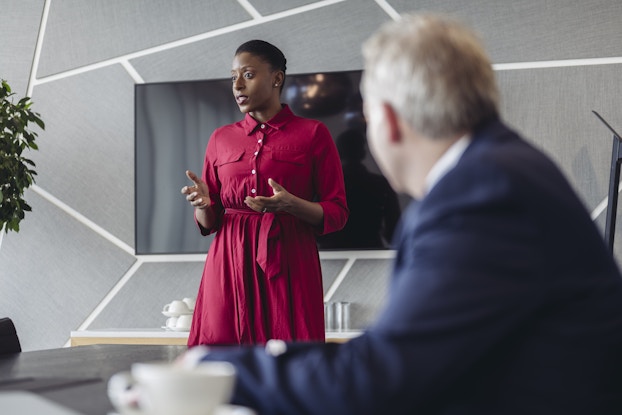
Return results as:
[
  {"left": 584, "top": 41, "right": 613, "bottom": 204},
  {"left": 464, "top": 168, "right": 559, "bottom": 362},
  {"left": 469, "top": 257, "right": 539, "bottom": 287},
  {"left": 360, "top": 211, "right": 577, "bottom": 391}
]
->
[
  {"left": 181, "top": 170, "right": 211, "bottom": 209},
  {"left": 182, "top": 170, "right": 217, "bottom": 230},
  {"left": 245, "top": 178, "right": 290, "bottom": 213},
  {"left": 246, "top": 179, "right": 324, "bottom": 226}
]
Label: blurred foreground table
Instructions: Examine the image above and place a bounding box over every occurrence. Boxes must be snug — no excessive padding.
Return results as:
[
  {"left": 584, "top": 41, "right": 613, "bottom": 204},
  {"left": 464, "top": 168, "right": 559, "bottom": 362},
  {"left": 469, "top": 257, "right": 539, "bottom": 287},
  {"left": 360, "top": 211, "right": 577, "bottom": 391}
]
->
[{"left": 0, "top": 344, "right": 187, "bottom": 415}]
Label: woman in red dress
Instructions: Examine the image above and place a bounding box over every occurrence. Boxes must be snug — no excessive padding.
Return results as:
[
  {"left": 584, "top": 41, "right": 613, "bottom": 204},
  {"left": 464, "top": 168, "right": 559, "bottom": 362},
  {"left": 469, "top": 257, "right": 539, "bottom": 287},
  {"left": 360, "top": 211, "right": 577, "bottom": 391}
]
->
[{"left": 182, "top": 40, "right": 348, "bottom": 346}]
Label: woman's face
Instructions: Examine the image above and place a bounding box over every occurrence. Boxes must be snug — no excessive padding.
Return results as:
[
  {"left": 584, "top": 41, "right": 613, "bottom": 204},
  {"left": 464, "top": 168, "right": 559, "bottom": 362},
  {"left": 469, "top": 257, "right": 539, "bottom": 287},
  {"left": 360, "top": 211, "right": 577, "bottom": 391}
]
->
[{"left": 231, "top": 52, "right": 281, "bottom": 119}]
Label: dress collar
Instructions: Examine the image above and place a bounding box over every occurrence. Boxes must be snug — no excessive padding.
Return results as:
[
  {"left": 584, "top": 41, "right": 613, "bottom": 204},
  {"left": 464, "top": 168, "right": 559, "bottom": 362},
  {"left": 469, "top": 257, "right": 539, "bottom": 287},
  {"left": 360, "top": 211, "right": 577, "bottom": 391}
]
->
[{"left": 241, "top": 104, "right": 294, "bottom": 135}]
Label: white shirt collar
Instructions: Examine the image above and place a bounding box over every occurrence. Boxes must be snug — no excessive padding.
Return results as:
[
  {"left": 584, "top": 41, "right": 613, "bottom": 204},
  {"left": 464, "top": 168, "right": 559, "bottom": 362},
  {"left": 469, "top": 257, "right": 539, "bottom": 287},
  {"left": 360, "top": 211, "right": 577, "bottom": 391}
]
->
[{"left": 424, "top": 134, "right": 471, "bottom": 195}]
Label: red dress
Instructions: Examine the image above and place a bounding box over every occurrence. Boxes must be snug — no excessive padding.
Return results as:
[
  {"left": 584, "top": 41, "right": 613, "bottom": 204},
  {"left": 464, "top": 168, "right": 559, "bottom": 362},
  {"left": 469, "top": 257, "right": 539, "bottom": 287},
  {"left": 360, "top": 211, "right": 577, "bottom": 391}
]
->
[{"left": 188, "top": 105, "right": 348, "bottom": 346}]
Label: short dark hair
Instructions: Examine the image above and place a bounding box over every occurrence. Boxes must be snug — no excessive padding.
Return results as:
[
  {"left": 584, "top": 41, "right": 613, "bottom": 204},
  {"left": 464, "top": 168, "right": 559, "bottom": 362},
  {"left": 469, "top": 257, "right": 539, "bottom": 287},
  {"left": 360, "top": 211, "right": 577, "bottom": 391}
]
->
[{"left": 235, "top": 40, "right": 287, "bottom": 75}]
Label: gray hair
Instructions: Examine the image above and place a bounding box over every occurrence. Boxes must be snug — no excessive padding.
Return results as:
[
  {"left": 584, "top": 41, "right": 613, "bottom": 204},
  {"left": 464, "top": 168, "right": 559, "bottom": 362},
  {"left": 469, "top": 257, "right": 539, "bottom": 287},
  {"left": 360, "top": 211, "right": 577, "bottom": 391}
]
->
[{"left": 361, "top": 14, "right": 499, "bottom": 139}]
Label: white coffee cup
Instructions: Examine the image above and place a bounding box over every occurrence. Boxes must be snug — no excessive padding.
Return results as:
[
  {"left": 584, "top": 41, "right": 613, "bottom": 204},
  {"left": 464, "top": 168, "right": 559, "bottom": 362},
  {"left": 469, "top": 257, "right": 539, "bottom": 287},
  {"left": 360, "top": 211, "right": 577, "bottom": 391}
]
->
[
  {"left": 183, "top": 297, "right": 196, "bottom": 310},
  {"left": 108, "top": 361, "right": 236, "bottom": 415},
  {"left": 176, "top": 314, "right": 192, "bottom": 330},
  {"left": 163, "top": 300, "right": 190, "bottom": 315},
  {"left": 165, "top": 317, "right": 178, "bottom": 329}
]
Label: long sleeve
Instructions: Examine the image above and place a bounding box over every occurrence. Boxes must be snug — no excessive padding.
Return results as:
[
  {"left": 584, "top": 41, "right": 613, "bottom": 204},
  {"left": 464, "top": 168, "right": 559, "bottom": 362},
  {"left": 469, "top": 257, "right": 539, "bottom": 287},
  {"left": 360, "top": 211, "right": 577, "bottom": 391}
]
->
[{"left": 310, "top": 122, "right": 348, "bottom": 235}]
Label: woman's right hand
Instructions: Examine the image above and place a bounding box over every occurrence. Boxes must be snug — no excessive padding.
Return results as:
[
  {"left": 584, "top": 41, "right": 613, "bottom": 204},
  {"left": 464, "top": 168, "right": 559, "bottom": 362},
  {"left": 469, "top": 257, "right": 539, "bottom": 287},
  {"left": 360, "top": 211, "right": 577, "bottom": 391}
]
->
[{"left": 181, "top": 170, "right": 211, "bottom": 210}]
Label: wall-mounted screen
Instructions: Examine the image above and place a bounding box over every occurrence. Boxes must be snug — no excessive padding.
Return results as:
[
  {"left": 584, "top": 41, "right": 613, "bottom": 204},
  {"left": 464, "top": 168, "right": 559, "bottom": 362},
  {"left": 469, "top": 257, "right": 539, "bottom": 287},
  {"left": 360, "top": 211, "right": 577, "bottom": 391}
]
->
[{"left": 135, "top": 70, "right": 410, "bottom": 255}]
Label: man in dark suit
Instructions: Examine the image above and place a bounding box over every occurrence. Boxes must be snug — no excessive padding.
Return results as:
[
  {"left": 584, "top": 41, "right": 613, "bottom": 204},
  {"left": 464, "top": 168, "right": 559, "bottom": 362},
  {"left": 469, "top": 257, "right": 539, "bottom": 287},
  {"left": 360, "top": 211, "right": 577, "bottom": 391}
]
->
[{"left": 186, "top": 13, "right": 622, "bottom": 414}]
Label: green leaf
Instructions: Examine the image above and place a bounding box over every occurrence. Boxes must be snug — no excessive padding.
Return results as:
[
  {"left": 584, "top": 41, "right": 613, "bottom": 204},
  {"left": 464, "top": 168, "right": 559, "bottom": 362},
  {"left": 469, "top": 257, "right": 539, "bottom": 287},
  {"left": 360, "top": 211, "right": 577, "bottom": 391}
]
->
[
  {"left": 0, "top": 78, "right": 44, "bottom": 234},
  {"left": 1, "top": 80, "right": 11, "bottom": 94}
]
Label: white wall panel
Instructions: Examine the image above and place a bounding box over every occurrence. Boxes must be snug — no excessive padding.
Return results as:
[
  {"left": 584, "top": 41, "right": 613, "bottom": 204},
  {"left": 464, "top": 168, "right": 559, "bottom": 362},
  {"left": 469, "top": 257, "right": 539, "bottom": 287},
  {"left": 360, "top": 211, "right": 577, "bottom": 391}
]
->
[
  {"left": 388, "top": 0, "right": 622, "bottom": 63},
  {"left": 247, "top": 0, "right": 319, "bottom": 16},
  {"left": 497, "top": 64, "right": 622, "bottom": 210},
  {"left": 0, "top": 192, "right": 136, "bottom": 350},
  {"left": 30, "top": 65, "right": 136, "bottom": 246},
  {"left": 129, "top": 0, "right": 389, "bottom": 82},
  {"left": 38, "top": 0, "right": 251, "bottom": 77},
  {"left": 0, "top": 0, "right": 45, "bottom": 95}
]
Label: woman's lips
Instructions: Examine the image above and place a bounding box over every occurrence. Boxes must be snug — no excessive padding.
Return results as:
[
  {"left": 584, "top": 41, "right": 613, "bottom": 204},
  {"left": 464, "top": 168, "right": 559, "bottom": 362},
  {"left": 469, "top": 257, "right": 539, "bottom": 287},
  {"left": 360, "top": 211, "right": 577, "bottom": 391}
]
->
[{"left": 236, "top": 95, "right": 248, "bottom": 105}]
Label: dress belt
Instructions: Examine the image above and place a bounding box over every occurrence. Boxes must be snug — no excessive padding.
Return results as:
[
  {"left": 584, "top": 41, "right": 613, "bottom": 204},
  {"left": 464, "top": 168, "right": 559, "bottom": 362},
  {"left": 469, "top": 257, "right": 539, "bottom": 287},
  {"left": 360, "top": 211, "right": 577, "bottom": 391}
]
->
[{"left": 225, "top": 208, "right": 284, "bottom": 279}]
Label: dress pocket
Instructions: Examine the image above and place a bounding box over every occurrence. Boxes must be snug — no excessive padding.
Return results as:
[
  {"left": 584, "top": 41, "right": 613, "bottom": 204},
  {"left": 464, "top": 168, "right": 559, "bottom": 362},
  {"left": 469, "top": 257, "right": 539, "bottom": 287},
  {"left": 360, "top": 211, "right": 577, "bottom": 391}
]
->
[
  {"left": 215, "top": 149, "right": 245, "bottom": 167},
  {"left": 269, "top": 149, "right": 307, "bottom": 166}
]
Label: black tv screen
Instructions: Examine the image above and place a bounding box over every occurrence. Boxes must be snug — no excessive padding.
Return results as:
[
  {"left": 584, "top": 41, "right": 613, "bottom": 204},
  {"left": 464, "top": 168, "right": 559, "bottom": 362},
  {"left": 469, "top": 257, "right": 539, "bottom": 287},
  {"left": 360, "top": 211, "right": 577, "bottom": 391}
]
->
[{"left": 135, "top": 70, "right": 409, "bottom": 255}]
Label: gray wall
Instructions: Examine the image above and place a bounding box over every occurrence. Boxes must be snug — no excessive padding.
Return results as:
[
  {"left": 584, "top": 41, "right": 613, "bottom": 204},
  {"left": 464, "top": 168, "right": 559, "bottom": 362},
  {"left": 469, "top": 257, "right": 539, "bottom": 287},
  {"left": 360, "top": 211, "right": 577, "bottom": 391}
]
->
[{"left": 1, "top": 0, "right": 621, "bottom": 351}]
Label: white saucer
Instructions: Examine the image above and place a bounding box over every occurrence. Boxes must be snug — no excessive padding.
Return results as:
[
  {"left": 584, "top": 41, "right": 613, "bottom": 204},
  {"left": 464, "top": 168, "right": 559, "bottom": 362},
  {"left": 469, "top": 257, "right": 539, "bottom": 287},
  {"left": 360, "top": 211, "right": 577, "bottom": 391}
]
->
[
  {"left": 169, "top": 326, "right": 190, "bottom": 332},
  {"left": 161, "top": 325, "right": 190, "bottom": 331},
  {"left": 214, "top": 405, "right": 257, "bottom": 415},
  {"left": 162, "top": 310, "right": 193, "bottom": 318},
  {"left": 109, "top": 404, "right": 255, "bottom": 415}
]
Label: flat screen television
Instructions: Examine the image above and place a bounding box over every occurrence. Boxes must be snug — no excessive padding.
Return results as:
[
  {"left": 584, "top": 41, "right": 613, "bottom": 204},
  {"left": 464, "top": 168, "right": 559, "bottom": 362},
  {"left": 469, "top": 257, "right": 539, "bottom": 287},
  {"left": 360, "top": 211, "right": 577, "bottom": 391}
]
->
[{"left": 135, "top": 70, "right": 410, "bottom": 255}]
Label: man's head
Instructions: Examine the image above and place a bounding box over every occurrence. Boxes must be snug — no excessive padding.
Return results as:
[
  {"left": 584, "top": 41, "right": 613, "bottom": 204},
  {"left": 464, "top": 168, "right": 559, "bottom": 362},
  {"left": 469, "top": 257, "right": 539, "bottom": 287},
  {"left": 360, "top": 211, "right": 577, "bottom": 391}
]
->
[
  {"left": 361, "top": 14, "right": 499, "bottom": 197},
  {"left": 362, "top": 14, "right": 499, "bottom": 139}
]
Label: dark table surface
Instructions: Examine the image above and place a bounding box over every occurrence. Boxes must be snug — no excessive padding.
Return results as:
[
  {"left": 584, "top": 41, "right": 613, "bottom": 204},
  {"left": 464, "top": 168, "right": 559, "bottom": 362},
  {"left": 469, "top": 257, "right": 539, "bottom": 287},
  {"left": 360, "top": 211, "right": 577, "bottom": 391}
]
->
[{"left": 0, "top": 344, "right": 188, "bottom": 415}]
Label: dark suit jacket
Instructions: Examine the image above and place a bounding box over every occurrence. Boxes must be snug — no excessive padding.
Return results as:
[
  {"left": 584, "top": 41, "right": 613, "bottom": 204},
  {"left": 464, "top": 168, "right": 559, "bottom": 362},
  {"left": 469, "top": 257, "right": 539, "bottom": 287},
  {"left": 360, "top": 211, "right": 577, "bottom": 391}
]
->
[{"left": 203, "top": 118, "right": 622, "bottom": 414}]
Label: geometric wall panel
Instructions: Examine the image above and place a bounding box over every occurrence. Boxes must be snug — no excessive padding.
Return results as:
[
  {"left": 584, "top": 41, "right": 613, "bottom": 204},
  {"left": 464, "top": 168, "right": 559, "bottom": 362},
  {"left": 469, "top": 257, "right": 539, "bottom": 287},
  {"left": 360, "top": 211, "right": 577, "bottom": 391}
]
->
[
  {"left": 328, "top": 258, "right": 393, "bottom": 331},
  {"left": 129, "top": 1, "right": 390, "bottom": 82},
  {"left": 0, "top": 0, "right": 45, "bottom": 96},
  {"left": 388, "top": 0, "right": 622, "bottom": 63},
  {"left": 497, "top": 64, "right": 622, "bottom": 212},
  {"left": 38, "top": 0, "right": 250, "bottom": 77},
  {"left": 246, "top": 0, "right": 319, "bottom": 15},
  {"left": 88, "top": 262, "right": 204, "bottom": 330},
  {"left": 320, "top": 258, "right": 349, "bottom": 297},
  {"left": 0, "top": 192, "right": 136, "bottom": 350},
  {"left": 30, "top": 65, "right": 136, "bottom": 246},
  {"left": 88, "top": 259, "right": 355, "bottom": 330}
]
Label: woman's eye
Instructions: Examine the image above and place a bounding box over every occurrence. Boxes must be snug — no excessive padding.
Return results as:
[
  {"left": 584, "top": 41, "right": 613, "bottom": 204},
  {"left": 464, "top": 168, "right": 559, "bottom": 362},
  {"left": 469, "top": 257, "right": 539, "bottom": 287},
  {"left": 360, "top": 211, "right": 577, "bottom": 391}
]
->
[{"left": 244, "top": 72, "right": 253, "bottom": 79}]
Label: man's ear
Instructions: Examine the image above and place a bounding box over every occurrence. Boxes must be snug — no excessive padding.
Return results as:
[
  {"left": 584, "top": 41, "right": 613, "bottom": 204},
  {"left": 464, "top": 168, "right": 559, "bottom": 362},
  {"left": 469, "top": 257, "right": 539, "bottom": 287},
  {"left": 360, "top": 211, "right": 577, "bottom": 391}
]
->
[{"left": 382, "top": 102, "right": 402, "bottom": 144}]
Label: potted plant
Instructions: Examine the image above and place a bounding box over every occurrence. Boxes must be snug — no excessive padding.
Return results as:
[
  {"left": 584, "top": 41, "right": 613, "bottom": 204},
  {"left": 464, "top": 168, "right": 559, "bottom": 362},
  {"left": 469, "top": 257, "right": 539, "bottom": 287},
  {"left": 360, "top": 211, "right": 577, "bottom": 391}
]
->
[{"left": 0, "top": 79, "right": 44, "bottom": 246}]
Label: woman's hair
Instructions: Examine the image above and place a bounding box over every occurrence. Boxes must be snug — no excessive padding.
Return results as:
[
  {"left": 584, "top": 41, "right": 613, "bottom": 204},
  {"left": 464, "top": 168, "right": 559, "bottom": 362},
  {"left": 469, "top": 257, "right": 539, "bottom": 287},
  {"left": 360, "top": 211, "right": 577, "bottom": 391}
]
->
[
  {"left": 361, "top": 13, "right": 499, "bottom": 139},
  {"left": 235, "top": 40, "right": 287, "bottom": 89}
]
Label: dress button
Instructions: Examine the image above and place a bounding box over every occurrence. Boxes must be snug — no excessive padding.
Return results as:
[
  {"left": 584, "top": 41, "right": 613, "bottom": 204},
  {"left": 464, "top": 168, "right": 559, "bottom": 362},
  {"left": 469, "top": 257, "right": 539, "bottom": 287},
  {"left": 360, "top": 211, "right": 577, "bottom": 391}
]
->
[
  {"left": 254, "top": 151, "right": 258, "bottom": 156},
  {"left": 258, "top": 139, "right": 262, "bottom": 143},
  {"left": 260, "top": 124, "right": 265, "bottom": 129},
  {"left": 251, "top": 188, "right": 256, "bottom": 194},
  {"left": 251, "top": 169, "right": 256, "bottom": 174}
]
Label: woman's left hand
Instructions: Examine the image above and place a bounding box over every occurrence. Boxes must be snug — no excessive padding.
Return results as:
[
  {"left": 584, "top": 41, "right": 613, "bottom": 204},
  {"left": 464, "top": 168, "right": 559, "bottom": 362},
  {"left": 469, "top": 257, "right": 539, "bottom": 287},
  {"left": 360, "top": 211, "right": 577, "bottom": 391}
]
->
[{"left": 245, "top": 178, "right": 290, "bottom": 214}]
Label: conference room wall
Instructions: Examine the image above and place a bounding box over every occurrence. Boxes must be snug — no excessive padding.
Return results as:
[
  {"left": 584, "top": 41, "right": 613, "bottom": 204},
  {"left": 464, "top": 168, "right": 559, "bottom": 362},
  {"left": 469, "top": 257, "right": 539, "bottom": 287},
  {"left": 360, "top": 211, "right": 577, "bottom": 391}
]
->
[{"left": 1, "top": 0, "right": 621, "bottom": 351}]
